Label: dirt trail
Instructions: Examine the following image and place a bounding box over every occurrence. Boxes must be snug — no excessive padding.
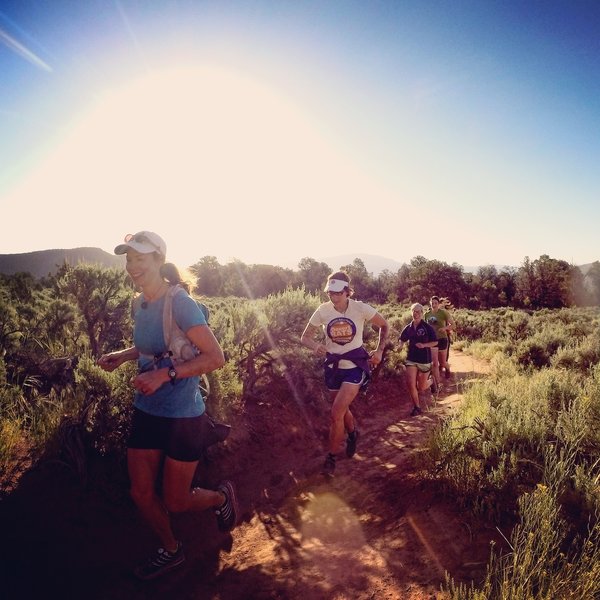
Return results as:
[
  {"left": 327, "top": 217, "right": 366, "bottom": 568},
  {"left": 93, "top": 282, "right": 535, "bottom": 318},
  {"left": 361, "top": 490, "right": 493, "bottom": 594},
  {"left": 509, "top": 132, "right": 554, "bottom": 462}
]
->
[{"left": 1, "top": 351, "right": 494, "bottom": 600}]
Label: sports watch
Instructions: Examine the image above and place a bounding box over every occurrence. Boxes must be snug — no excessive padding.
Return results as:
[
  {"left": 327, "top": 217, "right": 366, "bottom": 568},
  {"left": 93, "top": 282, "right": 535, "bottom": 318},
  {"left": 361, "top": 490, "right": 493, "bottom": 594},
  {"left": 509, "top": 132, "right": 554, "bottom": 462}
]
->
[{"left": 168, "top": 367, "right": 177, "bottom": 385}]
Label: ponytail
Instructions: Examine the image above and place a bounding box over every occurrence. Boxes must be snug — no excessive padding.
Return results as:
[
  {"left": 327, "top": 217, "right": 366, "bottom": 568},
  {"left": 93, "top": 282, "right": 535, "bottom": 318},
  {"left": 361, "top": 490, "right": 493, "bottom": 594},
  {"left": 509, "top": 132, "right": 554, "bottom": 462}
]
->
[{"left": 160, "top": 262, "right": 190, "bottom": 293}]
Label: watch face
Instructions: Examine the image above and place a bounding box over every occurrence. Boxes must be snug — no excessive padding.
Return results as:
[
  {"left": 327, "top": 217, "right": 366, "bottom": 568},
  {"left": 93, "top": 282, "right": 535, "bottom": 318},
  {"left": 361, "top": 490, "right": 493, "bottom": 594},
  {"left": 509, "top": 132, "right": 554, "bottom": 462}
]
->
[{"left": 168, "top": 368, "right": 177, "bottom": 379}]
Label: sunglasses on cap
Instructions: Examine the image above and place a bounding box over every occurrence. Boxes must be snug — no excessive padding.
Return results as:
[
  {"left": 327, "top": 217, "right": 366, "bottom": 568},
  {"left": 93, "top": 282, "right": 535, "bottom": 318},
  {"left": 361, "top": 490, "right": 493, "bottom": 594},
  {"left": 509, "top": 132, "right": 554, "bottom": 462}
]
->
[{"left": 124, "top": 232, "right": 162, "bottom": 253}]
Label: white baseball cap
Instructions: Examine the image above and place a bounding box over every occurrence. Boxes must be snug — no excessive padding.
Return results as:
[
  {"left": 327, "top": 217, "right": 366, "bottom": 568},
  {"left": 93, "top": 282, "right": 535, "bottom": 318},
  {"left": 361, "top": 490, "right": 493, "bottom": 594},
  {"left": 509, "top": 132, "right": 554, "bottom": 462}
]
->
[
  {"left": 114, "top": 231, "right": 166, "bottom": 256},
  {"left": 324, "top": 278, "right": 349, "bottom": 293}
]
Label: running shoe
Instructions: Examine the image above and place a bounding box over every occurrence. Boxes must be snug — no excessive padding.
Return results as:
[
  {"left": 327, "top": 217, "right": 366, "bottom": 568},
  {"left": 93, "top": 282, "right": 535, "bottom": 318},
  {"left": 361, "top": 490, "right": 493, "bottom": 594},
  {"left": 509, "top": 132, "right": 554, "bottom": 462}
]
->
[
  {"left": 322, "top": 453, "right": 336, "bottom": 476},
  {"left": 134, "top": 542, "right": 185, "bottom": 580},
  {"left": 215, "top": 480, "right": 239, "bottom": 532},
  {"left": 410, "top": 405, "right": 422, "bottom": 417},
  {"left": 445, "top": 367, "right": 451, "bottom": 379},
  {"left": 346, "top": 429, "right": 360, "bottom": 458}
]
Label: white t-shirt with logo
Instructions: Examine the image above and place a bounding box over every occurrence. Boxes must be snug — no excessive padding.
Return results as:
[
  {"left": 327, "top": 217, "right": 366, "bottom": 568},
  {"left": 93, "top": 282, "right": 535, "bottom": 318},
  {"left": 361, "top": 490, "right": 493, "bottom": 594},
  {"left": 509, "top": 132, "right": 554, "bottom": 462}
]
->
[{"left": 309, "top": 298, "right": 377, "bottom": 368}]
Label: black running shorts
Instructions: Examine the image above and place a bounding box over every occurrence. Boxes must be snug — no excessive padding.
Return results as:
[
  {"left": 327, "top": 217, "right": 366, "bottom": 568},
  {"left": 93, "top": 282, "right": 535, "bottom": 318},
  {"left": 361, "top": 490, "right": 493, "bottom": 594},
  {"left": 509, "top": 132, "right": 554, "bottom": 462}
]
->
[{"left": 127, "top": 408, "right": 213, "bottom": 462}]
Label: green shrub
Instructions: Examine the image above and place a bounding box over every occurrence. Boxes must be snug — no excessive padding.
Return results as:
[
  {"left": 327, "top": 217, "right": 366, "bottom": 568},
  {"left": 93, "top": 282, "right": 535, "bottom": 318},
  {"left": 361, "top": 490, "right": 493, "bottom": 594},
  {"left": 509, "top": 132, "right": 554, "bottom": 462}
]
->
[
  {"left": 428, "top": 367, "right": 588, "bottom": 517},
  {"left": 513, "top": 325, "right": 570, "bottom": 369},
  {"left": 445, "top": 448, "right": 600, "bottom": 599},
  {"left": 74, "top": 355, "right": 137, "bottom": 456}
]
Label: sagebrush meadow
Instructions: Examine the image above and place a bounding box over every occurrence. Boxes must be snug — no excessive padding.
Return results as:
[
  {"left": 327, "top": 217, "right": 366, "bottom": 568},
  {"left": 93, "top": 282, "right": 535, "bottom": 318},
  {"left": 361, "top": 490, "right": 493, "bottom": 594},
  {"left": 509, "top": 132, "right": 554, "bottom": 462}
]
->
[{"left": 1, "top": 263, "right": 599, "bottom": 597}]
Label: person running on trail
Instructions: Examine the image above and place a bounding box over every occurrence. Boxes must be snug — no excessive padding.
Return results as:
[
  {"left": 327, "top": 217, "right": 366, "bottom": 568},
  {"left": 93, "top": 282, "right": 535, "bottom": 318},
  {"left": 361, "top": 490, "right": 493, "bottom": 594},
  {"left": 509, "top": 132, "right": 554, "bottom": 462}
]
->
[
  {"left": 424, "top": 295, "right": 454, "bottom": 382},
  {"left": 97, "top": 231, "right": 238, "bottom": 580},
  {"left": 301, "top": 271, "right": 389, "bottom": 476},
  {"left": 398, "top": 303, "right": 438, "bottom": 417}
]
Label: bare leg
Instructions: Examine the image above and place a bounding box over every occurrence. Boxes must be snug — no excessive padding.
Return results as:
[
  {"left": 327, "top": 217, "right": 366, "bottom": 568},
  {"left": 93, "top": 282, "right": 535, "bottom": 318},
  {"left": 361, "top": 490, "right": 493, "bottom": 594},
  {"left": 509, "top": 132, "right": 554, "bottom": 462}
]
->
[
  {"left": 128, "top": 449, "right": 178, "bottom": 552},
  {"left": 439, "top": 348, "right": 450, "bottom": 376},
  {"left": 329, "top": 383, "right": 360, "bottom": 454},
  {"left": 162, "top": 457, "right": 224, "bottom": 514},
  {"left": 343, "top": 407, "right": 356, "bottom": 435},
  {"left": 417, "top": 370, "right": 431, "bottom": 392},
  {"left": 405, "top": 366, "right": 419, "bottom": 408},
  {"left": 430, "top": 347, "right": 441, "bottom": 389},
  {"left": 128, "top": 450, "right": 225, "bottom": 553}
]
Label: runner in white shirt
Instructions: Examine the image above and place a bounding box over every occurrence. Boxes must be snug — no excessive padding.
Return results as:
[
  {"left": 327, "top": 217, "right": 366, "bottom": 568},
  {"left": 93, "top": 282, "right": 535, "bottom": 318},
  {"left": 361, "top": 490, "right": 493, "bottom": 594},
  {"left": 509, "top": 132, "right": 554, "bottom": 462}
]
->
[{"left": 301, "top": 271, "right": 389, "bottom": 476}]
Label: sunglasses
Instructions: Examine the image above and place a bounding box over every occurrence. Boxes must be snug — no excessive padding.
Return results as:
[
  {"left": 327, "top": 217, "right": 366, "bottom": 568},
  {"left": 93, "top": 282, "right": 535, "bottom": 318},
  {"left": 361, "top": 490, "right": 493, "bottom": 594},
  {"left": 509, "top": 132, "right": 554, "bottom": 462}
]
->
[{"left": 124, "top": 232, "right": 162, "bottom": 254}]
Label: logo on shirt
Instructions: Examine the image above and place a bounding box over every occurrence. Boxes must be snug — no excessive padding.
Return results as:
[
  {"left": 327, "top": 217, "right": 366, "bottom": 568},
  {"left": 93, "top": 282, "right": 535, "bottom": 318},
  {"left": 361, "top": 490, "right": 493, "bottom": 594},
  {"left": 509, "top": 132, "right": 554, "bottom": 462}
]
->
[{"left": 327, "top": 317, "right": 356, "bottom": 345}]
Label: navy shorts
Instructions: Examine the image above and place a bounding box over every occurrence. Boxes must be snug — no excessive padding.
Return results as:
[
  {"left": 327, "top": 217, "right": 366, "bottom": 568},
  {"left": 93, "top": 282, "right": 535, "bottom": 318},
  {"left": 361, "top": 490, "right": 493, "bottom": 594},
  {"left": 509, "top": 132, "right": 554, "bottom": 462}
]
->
[
  {"left": 325, "top": 366, "right": 367, "bottom": 391},
  {"left": 437, "top": 338, "right": 449, "bottom": 351},
  {"left": 127, "top": 408, "right": 213, "bottom": 462}
]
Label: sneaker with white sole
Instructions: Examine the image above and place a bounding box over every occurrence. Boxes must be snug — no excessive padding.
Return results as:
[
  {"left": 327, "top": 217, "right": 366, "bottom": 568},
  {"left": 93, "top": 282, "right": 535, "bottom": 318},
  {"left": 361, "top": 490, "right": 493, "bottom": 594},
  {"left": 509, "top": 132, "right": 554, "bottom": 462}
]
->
[
  {"left": 215, "top": 480, "right": 239, "bottom": 532},
  {"left": 134, "top": 542, "right": 185, "bottom": 580}
]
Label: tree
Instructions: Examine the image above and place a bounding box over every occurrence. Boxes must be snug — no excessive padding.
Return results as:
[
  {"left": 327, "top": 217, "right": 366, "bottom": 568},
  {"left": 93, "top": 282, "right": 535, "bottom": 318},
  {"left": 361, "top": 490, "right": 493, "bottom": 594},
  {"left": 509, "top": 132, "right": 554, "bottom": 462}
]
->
[
  {"left": 395, "top": 264, "right": 412, "bottom": 304},
  {"left": 0, "top": 272, "right": 38, "bottom": 303},
  {"left": 221, "top": 260, "right": 251, "bottom": 297},
  {"left": 375, "top": 269, "right": 400, "bottom": 303},
  {"left": 190, "top": 256, "right": 224, "bottom": 297},
  {"left": 246, "top": 264, "right": 293, "bottom": 297},
  {"left": 496, "top": 268, "right": 517, "bottom": 307},
  {"left": 515, "top": 256, "right": 536, "bottom": 307},
  {"left": 569, "top": 264, "right": 588, "bottom": 306},
  {"left": 56, "top": 264, "right": 132, "bottom": 357},
  {"left": 339, "top": 258, "right": 375, "bottom": 300},
  {"left": 296, "top": 257, "right": 331, "bottom": 294},
  {"left": 45, "top": 299, "right": 80, "bottom": 354},
  {"left": 402, "top": 256, "right": 469, "bottom": 307},
  {"left": 472, "top": 265, "right": 499, "bottom": 309},
  {"left": 585, "top": 261, "right": 600, "bottom": 306},
  {"left": 516, "top": 255, "right": 575, "bottom": 308}
]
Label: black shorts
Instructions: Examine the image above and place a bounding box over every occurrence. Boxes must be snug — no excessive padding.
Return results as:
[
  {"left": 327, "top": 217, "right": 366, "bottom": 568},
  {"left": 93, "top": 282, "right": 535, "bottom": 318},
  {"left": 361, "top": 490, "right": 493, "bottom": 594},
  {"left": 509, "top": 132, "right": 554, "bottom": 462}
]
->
[
  {"left": 437, "top": 338, "right": 449, "bottom": 351},
  {"left": 127, "top": 408, "right": 214, "bottom": 462}
]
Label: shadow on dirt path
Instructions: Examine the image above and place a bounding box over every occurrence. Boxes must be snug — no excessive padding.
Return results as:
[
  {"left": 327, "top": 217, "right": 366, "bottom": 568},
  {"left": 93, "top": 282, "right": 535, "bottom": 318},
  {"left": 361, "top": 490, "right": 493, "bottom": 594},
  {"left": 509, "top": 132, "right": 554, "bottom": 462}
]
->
[{"left": 0, "top": 351, "right": 497, "bottom": 600}]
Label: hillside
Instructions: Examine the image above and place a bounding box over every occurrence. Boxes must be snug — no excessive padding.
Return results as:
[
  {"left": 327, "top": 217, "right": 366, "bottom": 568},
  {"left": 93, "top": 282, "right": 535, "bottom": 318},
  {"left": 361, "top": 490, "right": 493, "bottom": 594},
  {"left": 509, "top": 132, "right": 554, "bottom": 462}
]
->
[{"left": 0, "top": 247, "right": 123, "bottom": 278}]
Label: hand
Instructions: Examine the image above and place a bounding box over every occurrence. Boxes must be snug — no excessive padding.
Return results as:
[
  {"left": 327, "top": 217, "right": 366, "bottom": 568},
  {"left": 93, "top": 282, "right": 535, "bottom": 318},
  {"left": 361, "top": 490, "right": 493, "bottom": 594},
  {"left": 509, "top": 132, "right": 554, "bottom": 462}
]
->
[
  {"left": 313, "top": 343, "right": 327, "bottom": 357},
  {"left": 97, "top": 352, "right": 122, "bottom": 372},
  {"left": 131, "top": 370, "right": 166, "bottom": 395},
  {"left": 369, "top": 348, "right": 384, "bottom": 367},
  {"left": 415, "top": 342, "right": 424, "bottom": 349}
]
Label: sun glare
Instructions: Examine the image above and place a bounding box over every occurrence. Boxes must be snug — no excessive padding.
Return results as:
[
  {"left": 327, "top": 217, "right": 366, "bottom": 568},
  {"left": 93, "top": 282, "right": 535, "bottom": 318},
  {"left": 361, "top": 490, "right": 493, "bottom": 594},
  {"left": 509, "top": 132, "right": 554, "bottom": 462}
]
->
[{"left": 6, "top": 65, "right": 395, "bottom": 266}]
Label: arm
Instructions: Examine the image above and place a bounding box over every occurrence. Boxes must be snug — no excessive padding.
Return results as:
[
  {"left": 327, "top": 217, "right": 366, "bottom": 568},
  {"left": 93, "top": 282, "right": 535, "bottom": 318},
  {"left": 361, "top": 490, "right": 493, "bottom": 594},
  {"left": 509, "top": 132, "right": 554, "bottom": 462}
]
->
[
  {"left": 368, "top": 312, "right": 389, "bottom": 366},
  {"left": 97, "top": 346, "right": 140, "bottom": 372},
  {"left": 445, "top": 312, "right": 455, "bottom": 334},
  {"left": 415, "top": 340, "right": 438, "bottom": 349},
  {"left": 300, "top": 322, "right": 327, "bottom": 357},
  {"left": 397, "top": 325, "right": 407, "bottom": 351},
  {"left": 132, "top": 325, "right": 225, "bottom": 395},
  {"left": 416, "top": 324, "right": 438, "bottom": 349}
]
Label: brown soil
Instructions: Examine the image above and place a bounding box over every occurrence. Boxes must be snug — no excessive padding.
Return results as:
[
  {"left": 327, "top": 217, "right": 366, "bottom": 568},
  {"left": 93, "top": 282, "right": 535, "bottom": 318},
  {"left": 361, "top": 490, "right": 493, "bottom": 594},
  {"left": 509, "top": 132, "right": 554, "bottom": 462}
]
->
[{"left": 0, "top": 351, "right": 498, "bottom": 600}]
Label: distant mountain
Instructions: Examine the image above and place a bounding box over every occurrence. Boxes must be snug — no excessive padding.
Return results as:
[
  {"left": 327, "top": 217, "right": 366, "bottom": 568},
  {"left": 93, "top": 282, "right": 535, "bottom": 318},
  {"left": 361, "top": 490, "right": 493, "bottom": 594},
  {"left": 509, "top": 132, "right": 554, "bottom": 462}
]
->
[{"left": 0, "top": 247, "right": 123, "bottom": 278}]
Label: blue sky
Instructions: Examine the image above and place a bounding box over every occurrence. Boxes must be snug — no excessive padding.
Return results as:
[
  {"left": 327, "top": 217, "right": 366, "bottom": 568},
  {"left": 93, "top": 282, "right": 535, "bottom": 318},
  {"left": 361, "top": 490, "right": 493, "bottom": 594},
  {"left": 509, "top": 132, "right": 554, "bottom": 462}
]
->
[{"left": 1, "top": 1, "right": 598, "bottom": 270}]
